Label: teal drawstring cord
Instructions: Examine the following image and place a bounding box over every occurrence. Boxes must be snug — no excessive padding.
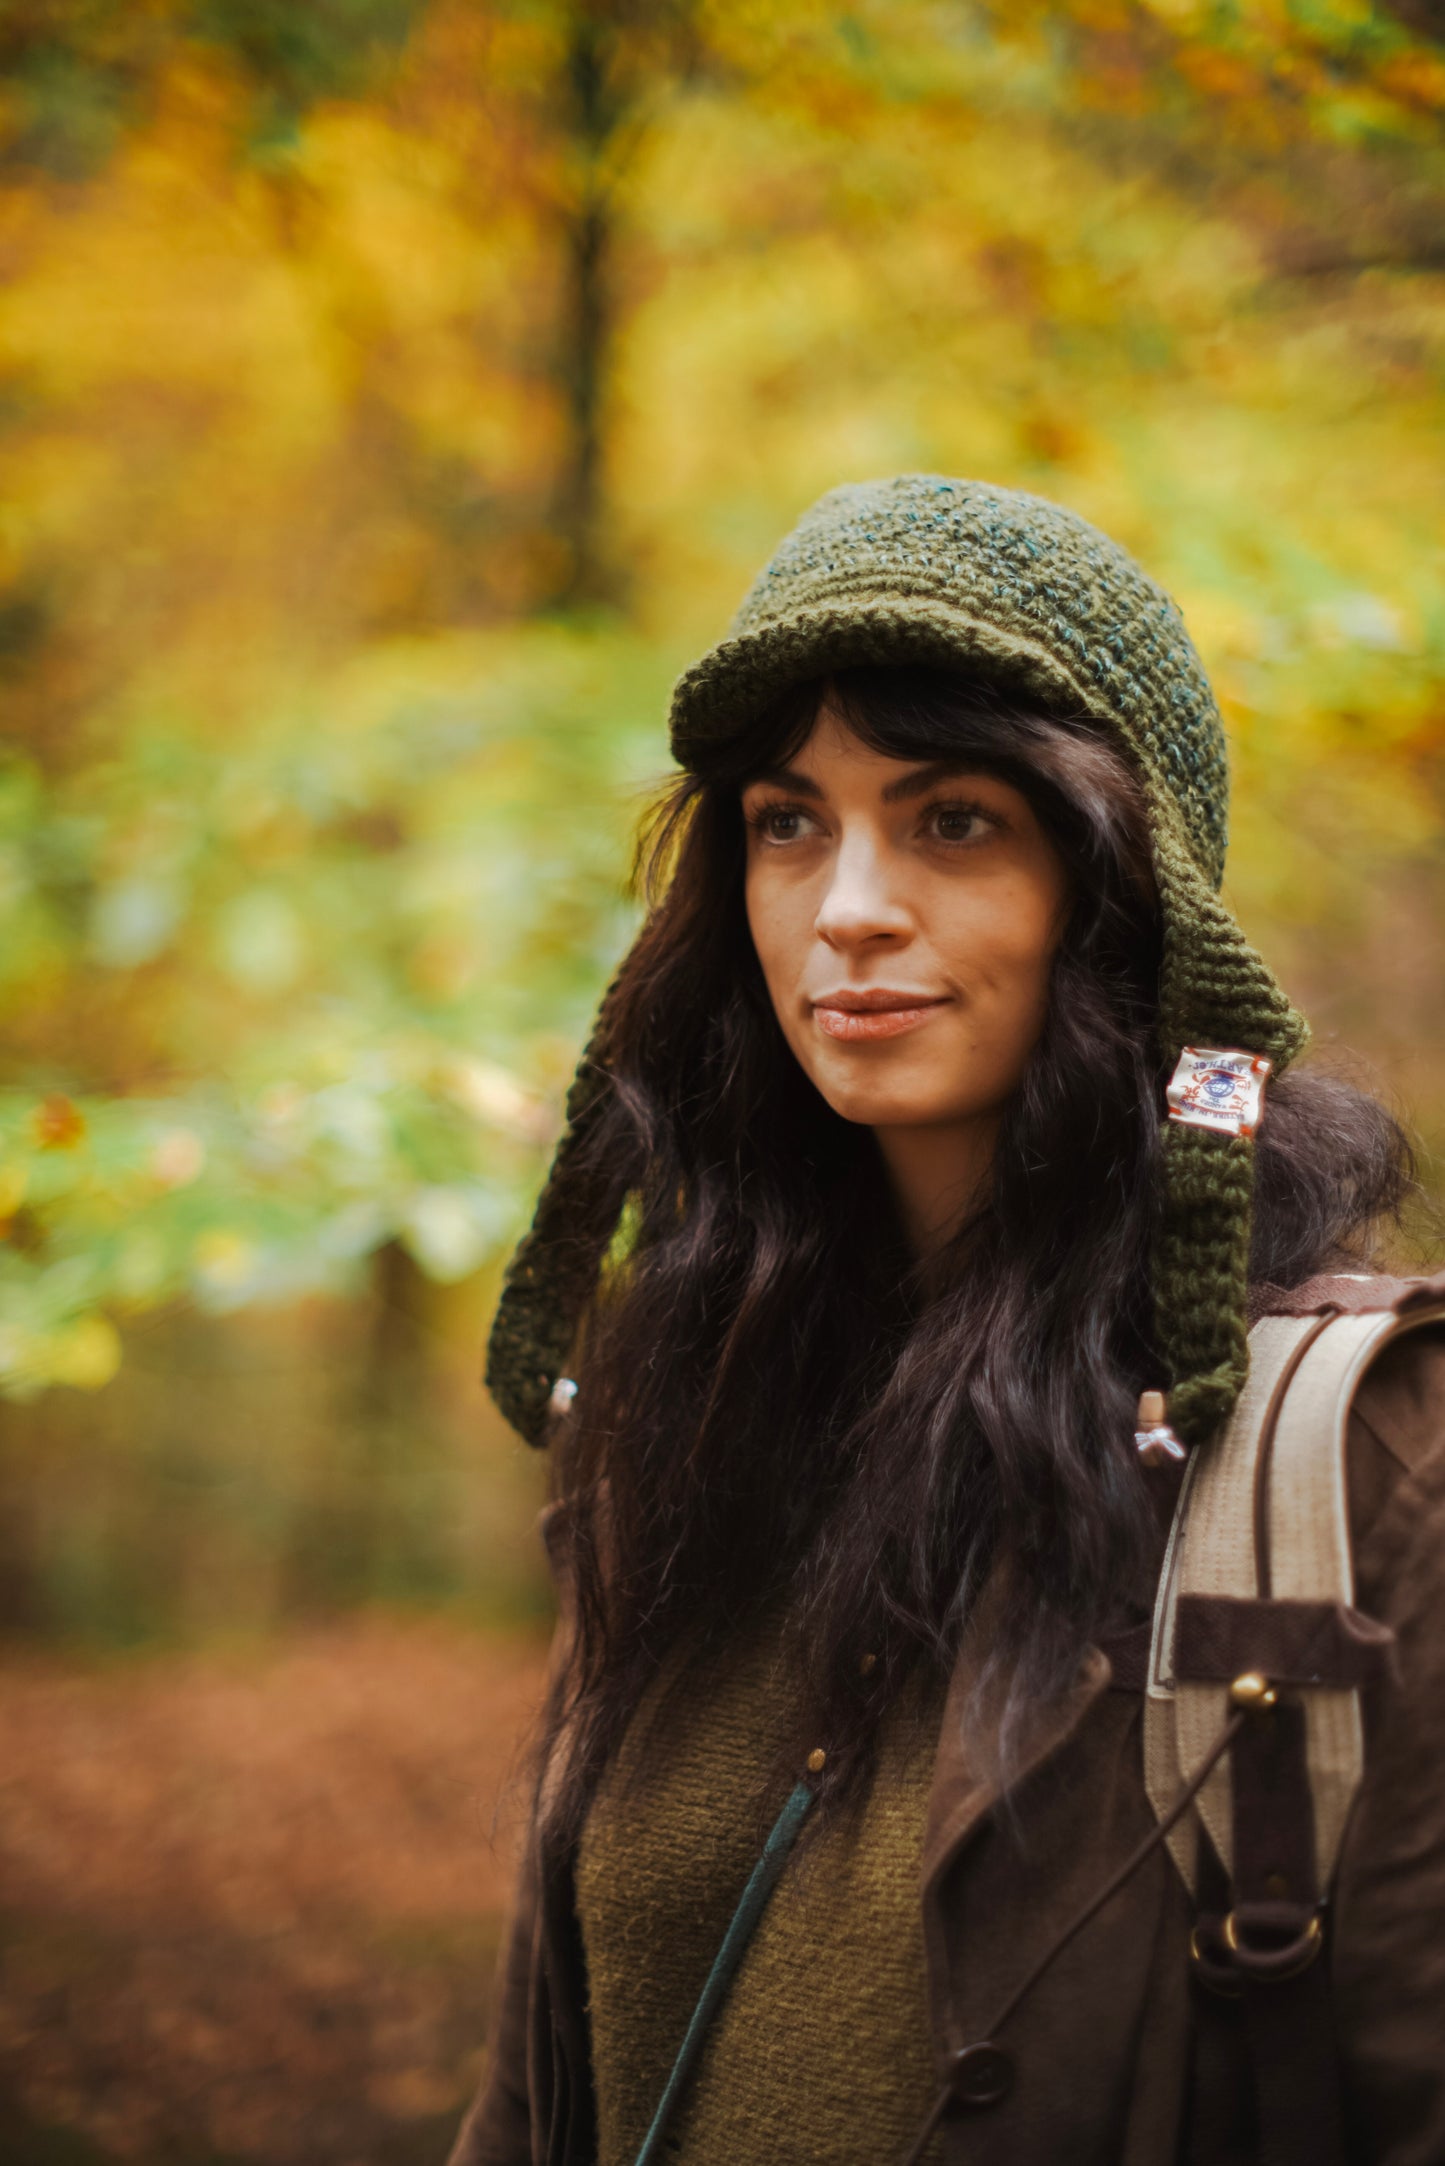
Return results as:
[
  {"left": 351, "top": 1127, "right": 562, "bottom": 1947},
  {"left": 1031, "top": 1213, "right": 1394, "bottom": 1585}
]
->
[{"left": 632, "top": 1776, "right": 816, "bottom": 2166}]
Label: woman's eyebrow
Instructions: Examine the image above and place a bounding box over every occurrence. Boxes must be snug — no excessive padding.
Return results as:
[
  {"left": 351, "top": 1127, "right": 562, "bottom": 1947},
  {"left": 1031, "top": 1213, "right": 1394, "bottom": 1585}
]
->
[
  {"left": 881, "top": 759, "right": 981, "bottom": 803},
  {"left": 742, "top": 763, "right": 824, "bottom": 799}
]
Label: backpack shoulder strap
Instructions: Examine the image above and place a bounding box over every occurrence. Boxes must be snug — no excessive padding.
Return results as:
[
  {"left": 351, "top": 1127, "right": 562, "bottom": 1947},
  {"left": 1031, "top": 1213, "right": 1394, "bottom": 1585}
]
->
[{"left": 1144, "top": 1295, "right": 1445, "bottom": 1895}]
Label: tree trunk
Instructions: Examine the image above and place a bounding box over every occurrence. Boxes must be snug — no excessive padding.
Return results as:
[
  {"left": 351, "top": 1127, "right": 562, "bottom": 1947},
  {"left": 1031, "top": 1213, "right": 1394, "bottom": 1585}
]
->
[{"left": 551, "top": 6, "right": 624, "bottom": 607}]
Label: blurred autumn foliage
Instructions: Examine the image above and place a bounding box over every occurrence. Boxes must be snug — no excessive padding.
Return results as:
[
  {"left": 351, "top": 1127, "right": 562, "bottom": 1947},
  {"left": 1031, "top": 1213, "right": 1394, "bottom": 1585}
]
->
[
  {"left": 0, "top": 3, "right": 1442, "bottom": 2156},
  {"left": 2, "top": 0, "right": 1444, "bottom": 1401}
]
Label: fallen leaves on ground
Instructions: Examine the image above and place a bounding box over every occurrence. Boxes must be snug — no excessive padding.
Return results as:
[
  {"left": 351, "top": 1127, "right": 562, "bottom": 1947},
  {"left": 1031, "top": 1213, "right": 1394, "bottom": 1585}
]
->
[{"left": 0, "top": 1615, "right": 550, "bottom": 2164}]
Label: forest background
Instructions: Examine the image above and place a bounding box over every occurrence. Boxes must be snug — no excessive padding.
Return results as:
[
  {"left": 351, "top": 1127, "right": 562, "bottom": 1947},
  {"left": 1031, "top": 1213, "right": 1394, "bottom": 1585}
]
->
[{"left": 1, "top": 2, "right": 1442, "bottom": 2161}]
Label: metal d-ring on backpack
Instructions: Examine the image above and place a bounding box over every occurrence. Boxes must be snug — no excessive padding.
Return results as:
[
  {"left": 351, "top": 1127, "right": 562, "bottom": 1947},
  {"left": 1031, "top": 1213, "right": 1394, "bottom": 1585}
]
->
[{"left": 1143, "top": 1292, "right": 1445, "bottom": 2165}]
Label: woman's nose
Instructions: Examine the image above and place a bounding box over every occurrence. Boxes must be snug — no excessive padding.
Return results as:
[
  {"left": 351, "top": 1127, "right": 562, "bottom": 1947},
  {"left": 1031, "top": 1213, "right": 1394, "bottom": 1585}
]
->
[{"left": 814, "top": 830, "right": 912, "bottom": 951}]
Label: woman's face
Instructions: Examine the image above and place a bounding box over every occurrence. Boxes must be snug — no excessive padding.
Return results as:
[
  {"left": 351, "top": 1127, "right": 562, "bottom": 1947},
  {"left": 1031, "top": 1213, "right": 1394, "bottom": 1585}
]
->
[{"left": 742, "top": 703, "right": 1070, "bottom": 1154}]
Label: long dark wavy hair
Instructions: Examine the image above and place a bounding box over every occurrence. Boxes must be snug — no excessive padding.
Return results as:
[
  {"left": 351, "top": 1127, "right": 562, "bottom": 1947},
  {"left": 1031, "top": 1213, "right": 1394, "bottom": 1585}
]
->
[{"left": 535, "top": 665, "right": 1416, "bottom": 1842}]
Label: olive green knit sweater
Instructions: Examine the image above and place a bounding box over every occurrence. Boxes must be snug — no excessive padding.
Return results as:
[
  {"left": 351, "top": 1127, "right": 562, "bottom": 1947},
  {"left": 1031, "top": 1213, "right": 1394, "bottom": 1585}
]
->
[{"left": 575, "top": 1622, "right": 946, "bottom": 2166}]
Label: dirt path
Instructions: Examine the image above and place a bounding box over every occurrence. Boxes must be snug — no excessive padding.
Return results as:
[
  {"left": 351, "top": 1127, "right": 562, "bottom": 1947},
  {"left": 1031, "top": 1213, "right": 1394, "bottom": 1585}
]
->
[{"left": 0, "top": 1617, "right": 550, "bottom": 2164}]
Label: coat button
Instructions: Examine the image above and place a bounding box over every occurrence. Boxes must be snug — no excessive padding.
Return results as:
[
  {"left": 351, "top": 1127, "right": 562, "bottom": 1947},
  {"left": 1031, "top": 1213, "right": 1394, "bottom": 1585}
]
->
[{"left": 949, "top": 2041, "right": 1014, "bottom": 2108}]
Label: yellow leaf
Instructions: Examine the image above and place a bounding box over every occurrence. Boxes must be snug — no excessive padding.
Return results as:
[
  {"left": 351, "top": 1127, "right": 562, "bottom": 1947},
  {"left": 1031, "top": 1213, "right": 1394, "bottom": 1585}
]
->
[{"left": 47, "top": 1316, "right": 122, "bottom": 1392}]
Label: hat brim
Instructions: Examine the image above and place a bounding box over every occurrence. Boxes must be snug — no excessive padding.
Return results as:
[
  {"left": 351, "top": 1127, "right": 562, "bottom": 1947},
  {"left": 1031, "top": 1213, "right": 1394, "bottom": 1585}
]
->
[
  {"left": 672, "top": 596, "right": 1127, "bottom": 770},
  {"left": 669, "top": 594, "right": 1305, "bottom": 1072}
]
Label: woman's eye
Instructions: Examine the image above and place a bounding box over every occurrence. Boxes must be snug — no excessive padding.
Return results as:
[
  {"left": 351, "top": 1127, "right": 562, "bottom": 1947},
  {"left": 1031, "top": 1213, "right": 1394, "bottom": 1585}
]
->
[
  {"left": 927, "top": 801, "right": 992, "bottom": 844},
  {"left": 749, "top": 804, "right": 814, "bottom": 844}
]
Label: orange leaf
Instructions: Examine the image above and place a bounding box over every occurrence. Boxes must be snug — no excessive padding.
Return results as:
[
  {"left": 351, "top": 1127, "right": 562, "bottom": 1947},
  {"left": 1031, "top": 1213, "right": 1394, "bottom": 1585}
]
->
[{"left": 33, "top": 1096, "right": 86, "bottom": 1151}]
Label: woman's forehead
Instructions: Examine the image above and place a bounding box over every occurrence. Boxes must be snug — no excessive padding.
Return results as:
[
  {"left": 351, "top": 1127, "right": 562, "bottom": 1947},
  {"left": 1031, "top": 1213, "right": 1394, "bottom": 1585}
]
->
[{"left": 744, "top": 705, "right": 1025, "bottom": 796}]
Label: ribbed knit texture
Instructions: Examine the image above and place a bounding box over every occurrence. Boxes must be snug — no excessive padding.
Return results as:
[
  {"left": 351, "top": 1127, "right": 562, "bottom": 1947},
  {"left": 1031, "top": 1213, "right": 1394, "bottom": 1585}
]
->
[
  {"left": 575, "top": 1623, "right": 946, "bottom": 2166},
  {"left": 485, "top": 475, "right": 1309, "bottom": 1448},
  {"left": 482, "top": 967, "right": 625, "bottom": 1452}
]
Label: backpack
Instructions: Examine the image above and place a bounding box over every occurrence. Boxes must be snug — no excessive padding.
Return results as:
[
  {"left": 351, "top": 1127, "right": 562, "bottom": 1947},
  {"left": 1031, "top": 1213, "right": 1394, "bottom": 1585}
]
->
[{"left": 1143, "top": 1281, "right": 1445, "bottom": 2164}]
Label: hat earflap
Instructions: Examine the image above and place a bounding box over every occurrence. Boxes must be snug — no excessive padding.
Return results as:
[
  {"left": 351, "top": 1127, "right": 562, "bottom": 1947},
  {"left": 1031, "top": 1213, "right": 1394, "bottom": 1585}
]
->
[
  {"left": 1155, "top": 1123, "right": 1256, "bottom": 1445},
  {"left": 484, "top": 973, "right": 630, "bottom": 1447},
  {"left": 1148, "top": 813, "right": 1309, "bottom": 1445}
]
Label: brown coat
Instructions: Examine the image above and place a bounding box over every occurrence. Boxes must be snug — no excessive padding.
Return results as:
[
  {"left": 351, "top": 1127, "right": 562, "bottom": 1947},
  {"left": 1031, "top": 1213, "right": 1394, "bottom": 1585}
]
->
[{"left": 450, "top": 1277, "right": 1445, "bottom": 2166}]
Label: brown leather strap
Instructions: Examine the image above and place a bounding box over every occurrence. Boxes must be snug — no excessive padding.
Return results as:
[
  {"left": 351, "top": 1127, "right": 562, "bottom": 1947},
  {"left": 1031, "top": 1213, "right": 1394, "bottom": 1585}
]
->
[
  {"left": 1230, "top": 1698, "right": 1319, "bottom": 1951},
  {"left": 1098, "top": 1620, "right": 1151, "bottom": 1691},
  {"left": 1173, "top": 1594, "right": 1396, "bottom": 1692},
  {"left": 1188, "top": 1837, "right": 1256, "bottom": 2154},
  {"left": 1241, "top": 1963, "right": 1346, "bottom": 2166},
  {"left": 1229, "top": 1699, "right": 1346, "bottom": 2166}
]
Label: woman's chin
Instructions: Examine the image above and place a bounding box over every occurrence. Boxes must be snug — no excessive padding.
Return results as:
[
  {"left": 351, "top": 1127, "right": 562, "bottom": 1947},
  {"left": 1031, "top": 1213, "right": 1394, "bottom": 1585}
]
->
[{"left": 816, "top": 1082, "right": 958, "bottom": 1130}]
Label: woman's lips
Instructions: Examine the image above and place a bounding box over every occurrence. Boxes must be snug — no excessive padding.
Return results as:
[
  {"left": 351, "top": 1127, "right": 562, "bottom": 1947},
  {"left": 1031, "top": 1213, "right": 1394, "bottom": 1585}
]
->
[{"left": 812, "top": 993, "right": 949, "bottom": 1043}]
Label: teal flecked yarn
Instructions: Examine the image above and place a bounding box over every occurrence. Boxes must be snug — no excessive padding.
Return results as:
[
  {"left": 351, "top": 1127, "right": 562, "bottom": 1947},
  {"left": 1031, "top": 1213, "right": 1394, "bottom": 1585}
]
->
[{"left": 487, "top": 475, "right": 1308, "bottom": 1450}]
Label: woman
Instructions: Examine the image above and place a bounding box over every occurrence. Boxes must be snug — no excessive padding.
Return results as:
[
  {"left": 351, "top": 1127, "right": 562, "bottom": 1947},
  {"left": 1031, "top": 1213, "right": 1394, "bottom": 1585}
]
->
[{"left": 451, "top": 477, "right": 1445, "bottom": 2166}]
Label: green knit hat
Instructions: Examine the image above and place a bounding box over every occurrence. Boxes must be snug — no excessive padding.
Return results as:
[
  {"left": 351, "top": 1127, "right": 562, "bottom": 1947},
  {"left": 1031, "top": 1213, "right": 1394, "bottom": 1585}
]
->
[{"left": 486, "top": 476, "right": 1308, "bottom": 1449}]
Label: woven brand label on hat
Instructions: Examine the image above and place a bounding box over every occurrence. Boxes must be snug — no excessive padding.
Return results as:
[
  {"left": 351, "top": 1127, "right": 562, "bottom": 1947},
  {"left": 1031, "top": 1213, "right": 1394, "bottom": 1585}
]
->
[{"left": 1166, "top": 1047, "right": 1272, "bottom": 1138}]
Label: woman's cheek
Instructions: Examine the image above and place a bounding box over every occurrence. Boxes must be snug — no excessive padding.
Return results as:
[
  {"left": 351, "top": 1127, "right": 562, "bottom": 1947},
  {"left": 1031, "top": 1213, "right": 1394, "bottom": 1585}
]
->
[{"left": 749, "top": 876, "right": 813, "bottom": 1015}]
